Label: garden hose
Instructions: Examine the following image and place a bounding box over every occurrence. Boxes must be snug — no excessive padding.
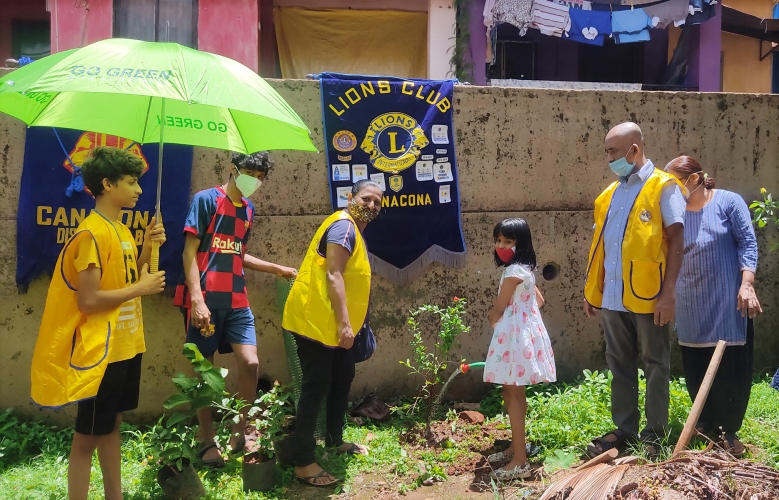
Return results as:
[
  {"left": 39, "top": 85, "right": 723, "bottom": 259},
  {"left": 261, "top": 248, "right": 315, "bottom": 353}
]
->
[{"left": 459, "top": 361, "right": 486, "bottom": 373}]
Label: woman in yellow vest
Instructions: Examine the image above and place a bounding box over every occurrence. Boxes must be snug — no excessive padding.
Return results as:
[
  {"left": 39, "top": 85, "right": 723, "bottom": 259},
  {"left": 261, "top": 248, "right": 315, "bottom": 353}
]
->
[{"left": 282, "top": 179, "right": 382, "bottom": 487}]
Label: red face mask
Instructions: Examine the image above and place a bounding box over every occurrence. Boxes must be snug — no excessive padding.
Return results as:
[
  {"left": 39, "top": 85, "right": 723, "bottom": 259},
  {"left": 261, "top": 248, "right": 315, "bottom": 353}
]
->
[{"left": 495, "top": 246, "right": 516, "bottom": 263}]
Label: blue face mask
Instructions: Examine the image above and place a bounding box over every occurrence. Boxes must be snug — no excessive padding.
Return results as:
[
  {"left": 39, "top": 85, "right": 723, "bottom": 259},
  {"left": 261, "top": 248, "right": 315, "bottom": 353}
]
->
[{"left": 609, "top": 147, "right": 636, "bottom": 177}]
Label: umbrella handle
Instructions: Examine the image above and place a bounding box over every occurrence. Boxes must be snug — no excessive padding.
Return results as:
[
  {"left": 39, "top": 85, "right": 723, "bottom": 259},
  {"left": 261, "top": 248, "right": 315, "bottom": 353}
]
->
[
  {"left": 150, "top": 241, "right": 160, "bottom": 274},
  {"left": 150, "top": 211, "right": 162, "bottom": 274}
]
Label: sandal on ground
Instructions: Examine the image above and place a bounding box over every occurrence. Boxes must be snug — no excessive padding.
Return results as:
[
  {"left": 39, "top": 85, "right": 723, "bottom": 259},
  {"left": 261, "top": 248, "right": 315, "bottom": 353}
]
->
[
  {"left": 721, "top": 433, "right": 746, "bottom": 458},
  {"left": 336, "top": 442, "right": 369, "bottom": 456},
  {"left": 229, "top": 435, "right": 246, "bottom": 454},
  {"left": 487, "top": 450, "right": 512, "bottom": 463},
  {"left": 489, "top": 442, "right": 540, "bottom": 462},
  {"left": 351, "top": 393, "right": 391, "bottom": 422},
  {"left": 196, "top": 443, "right": 225, "bottom": 468},
  {"left": 586, "top": 430, "right": 633, "bottom": 458},
  {"left": 296, "top": 469, "right": 339, "bottom": 487},
  {"left": 640, "top": 441, "right": 661, "bottom": 462},
  {"left": 638, "top": 433, "right": 666, "bottom": 462},
  {"left": 490, "top": 463, "right": 532, "bottom": 481},
  {"left": 692, "top": 425, "right": 718, "bottom": 444}
]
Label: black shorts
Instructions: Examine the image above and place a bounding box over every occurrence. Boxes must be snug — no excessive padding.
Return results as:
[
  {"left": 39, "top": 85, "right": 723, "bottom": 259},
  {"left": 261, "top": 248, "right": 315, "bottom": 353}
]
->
[{"left": 75, "top": 353, "right": 142, "bottom": 436}]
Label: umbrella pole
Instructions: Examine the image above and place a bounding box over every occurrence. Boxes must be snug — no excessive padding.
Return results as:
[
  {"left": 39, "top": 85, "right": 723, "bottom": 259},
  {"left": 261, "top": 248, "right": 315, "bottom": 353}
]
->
[{"left": 150, "top": 96, "right": 166, "bottom": 274}]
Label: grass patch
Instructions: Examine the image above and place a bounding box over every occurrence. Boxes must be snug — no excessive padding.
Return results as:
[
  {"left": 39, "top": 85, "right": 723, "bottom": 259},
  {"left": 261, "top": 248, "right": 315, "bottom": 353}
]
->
[{"left": 1, "top": 374, "right": 778, "bottom": 498}]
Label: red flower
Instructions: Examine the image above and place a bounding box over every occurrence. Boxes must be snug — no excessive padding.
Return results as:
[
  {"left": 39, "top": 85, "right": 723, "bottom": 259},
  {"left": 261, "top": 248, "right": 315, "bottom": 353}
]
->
[{"left": 453, "top": 296, "right": 460, "bottom": 302}]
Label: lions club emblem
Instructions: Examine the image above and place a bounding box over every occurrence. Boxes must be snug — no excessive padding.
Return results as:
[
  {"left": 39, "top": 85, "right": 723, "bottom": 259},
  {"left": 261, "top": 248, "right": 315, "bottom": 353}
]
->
[
  {"left": 638, "top": 210, "right": 652, "bottom": 222},
  {"left": 361, "top": 112, "right": 429, "bottom": 173},
  {"left": 332, "top": 130, "right": 357, "bottom": 153},
  {"left": 389, "top": 175, "right": 403, "bottom": 193}
]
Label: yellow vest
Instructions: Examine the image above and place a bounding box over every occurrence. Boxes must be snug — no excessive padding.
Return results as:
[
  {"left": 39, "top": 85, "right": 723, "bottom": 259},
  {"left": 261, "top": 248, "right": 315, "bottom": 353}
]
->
[
  {"left": 31, "top": 213, "right": 140, "bottom": 408},
  {"left": 282, "top": 211, "right": 371, "bottom": 347},
  {"left": 584, "top": 168, "right": 680, "bottom": 314}
]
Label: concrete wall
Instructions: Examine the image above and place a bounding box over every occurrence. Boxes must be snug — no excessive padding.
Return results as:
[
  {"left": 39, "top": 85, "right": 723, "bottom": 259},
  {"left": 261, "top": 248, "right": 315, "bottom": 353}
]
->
[{"left": 2, "top": 82, "right": 779, "bottom": 425}]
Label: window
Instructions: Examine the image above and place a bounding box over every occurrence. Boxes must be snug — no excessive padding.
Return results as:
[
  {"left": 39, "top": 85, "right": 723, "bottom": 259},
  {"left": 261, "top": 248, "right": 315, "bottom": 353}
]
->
[
  {"left": 114, "top": 0, "right": 198, "bottom": 48},
  {"left": 488, "top": 40, "right": 537, "bottom": 80},
  {"left": 12, "top": 21, "right": 51, "bottom": 59}
]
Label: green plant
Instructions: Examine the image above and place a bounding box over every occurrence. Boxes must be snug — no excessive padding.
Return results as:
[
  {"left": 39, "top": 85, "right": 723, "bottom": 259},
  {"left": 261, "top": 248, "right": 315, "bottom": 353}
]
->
[
  {"left": 148, "top": 343, "right": 228, "bottom": 472},
  {"left": 750, "top": 188, "right": 779, "bottom": 251},
  {"left": 543, "top": 449, "right": 577, "bottom": 473},
  {"left": 400, "top": 296, "right": 470, "bottom": 438},
  {"left": 245, "top": 382, "right": 296, "bottom": 459}
]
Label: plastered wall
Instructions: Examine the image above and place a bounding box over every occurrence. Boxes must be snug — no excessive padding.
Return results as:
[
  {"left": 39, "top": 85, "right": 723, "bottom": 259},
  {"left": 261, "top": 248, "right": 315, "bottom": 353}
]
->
[{"left": 2, "top": 80, "right": 778, "bottom": 424}]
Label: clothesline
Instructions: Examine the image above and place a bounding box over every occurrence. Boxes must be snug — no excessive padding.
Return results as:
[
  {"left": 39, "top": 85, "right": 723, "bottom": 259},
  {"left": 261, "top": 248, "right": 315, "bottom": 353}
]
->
[{"left": 484, "top": 0, "right": 716, "bottom": 55}]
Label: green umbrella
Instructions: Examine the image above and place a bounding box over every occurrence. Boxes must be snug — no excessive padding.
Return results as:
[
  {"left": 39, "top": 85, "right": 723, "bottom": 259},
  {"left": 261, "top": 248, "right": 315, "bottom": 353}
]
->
[{"left": 0, "top": 38, "right": 317, "bottom": 270}]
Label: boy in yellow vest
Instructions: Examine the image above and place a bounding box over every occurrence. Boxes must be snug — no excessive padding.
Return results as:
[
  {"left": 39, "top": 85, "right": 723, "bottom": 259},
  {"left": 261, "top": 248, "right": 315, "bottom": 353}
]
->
[
  {"left": 30, "top": 146, "right": 167, "bottom": 500},
  {"left": 583, "top": 122, "right": 685, "bottom": 459}
]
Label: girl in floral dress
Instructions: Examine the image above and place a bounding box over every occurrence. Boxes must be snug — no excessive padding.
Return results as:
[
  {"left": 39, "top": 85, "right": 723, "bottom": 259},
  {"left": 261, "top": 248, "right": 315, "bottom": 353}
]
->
[{"left": 484, "top": 218, "right": 556, "bottom": 480}]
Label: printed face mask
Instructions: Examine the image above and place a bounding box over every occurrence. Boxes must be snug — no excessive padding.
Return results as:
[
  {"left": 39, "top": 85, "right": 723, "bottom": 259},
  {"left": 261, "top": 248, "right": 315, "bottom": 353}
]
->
[
  {"left": 609, "top": 147, "right": 636, "bottom": 177},
  {"left": 349, "top": 199, "right": 379, "bottom": 222},
  {"left": 234, "top": 169, "right": 262, "bottom": 197},
  {"left": 495, "top": 246, "right": 516, "bottom": 263}
]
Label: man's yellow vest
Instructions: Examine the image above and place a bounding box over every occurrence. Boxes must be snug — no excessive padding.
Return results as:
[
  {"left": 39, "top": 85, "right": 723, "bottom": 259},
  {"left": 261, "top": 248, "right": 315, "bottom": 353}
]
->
[
  {"left": 30, "top": 215, "right": 129, "bottom": 408},
  {"left": 282, "top": 210, "right": 371, "bottom": 347},
  {"left": 584, "top": 168, "right": 680, "bottom": 314}
]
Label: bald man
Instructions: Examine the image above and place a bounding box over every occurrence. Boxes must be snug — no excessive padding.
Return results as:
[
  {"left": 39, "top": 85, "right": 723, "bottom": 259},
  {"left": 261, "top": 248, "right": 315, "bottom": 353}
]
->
[{"left": 583, "top": 122, "right": 685, "bottom": 459}]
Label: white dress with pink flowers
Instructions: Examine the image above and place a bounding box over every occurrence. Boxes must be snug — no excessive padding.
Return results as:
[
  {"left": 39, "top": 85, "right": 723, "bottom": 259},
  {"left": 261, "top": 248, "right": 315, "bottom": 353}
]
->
[{"left": 483, "top": 264, "right": 556, "bottom": 386}]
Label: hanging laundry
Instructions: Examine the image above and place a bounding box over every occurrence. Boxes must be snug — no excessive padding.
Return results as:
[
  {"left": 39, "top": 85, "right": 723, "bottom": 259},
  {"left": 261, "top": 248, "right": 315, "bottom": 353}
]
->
[
  {"left": 689, "top": 0, "right": 704, "bottom": 15},
  {"left": 566, "top": 9, "right": 612, "bottom": 45},
  {"left": 686, "top": 2, "right": 716, "bottom": 25},
  {"left": 561, "top": 0, "right": 593, "bottom": 10},
  {"left": 492, "top": 0, "right": 535, "bottom": 37},
  {"left": 643, "top": 0, "right": 689, "bottom": 28},
  {"left": 611, "top": 8, "right": 657, "bottom": 43},
  {"left": 484, "top": 0, "right": 498, "bottom": 27},
  {"left": 531, "top": 0, "right": 571, "bottom": 37},
  {"left": 484, "top": 0, "right": 499, "bottom": 64}
]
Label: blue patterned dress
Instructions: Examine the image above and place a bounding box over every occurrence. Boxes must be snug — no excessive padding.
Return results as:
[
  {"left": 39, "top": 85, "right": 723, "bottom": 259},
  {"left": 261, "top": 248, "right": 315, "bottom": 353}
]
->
[{"left": 675, "top": 190, "right": 758, "bottom": 346}]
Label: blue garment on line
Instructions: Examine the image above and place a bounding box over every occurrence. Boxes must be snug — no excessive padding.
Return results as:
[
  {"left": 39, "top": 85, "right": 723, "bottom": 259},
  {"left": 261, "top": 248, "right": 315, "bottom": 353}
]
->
[
  {"left": 675, "top": 190, "right": 758, "bottom": 346},
  {"left": 567, "top": 9, "right": 612, "bottom": 46},
  {"left": 611, "top": 9, "right": 654, "bottom": 43}
]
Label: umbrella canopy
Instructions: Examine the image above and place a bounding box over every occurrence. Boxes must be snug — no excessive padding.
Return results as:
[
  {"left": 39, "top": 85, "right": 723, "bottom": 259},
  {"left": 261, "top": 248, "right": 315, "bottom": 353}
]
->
[{"left": 0, "top": 38, "right": 317, "bottom": 154}]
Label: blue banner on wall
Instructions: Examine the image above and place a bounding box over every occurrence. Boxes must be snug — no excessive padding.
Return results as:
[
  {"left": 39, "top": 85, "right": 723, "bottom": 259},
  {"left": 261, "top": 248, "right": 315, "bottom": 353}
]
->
[
  {"left": 319, "top": 73, "right": 466, "bottom": 284},
  {"left": 16, "top": 128, "right": 193, "bottom": 290}
]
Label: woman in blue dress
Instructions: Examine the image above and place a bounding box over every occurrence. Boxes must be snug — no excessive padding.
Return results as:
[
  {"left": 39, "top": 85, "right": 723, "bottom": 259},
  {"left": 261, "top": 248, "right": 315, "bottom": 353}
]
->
[{"left": 665, "top": 156, "right": 762, "bottom": 458}]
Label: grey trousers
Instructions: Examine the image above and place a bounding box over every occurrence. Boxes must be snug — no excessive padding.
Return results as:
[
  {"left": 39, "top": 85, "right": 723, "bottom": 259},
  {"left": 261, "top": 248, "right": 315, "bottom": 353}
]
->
[{"left": 602, "top": 309, "right": 670, "bottom": 439}]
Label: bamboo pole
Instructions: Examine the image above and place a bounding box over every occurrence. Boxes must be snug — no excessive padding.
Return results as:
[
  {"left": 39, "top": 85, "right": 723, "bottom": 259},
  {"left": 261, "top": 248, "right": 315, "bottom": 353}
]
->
[
  {"left": 577, "top": 448, "right": 619, "bottom": 470},
  {"left": 673, "top": 340, "right": 727, "bottom": 456}
]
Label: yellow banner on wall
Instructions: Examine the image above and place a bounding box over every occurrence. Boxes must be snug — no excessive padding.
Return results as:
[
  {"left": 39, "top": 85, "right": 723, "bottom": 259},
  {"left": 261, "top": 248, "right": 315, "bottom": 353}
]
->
[{"left": 274, "top": 8, "right": 428, "bottom": 79}]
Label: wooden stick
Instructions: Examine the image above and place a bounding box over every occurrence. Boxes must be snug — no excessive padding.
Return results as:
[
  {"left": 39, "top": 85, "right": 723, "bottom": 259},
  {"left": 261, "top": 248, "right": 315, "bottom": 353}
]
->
[
  {"left": 673, "top": 340, "right": 727, "bottom": 456},
  {"left": 577, "top": 448, "right": 619, "bottom": 470}
]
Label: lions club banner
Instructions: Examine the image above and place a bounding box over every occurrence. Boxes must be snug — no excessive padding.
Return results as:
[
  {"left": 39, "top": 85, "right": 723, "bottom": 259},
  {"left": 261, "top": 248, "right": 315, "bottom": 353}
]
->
[
  {"left": 16, "top": 128, "right": 193, "bottom": 290},
  {"left": 319, "top": 73, "right": 466, "bottom": 284}
]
